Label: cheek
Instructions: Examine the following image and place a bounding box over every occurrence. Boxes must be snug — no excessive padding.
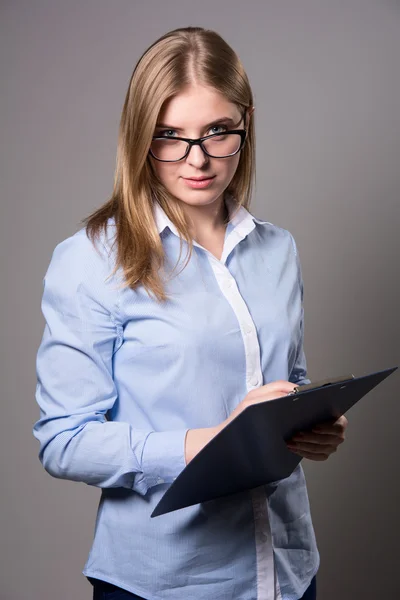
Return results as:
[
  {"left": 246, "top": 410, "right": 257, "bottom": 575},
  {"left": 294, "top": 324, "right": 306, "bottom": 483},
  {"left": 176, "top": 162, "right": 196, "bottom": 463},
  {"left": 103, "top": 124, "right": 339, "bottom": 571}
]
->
[
  {"left": 231, "top": 154, "right": 241, "bottom": 174},
  {"left": 152, "top": 162, "right": 178, "bottom": 186},
  {"left": 222, "top": 154, "right": 241, "bottom": 181}
]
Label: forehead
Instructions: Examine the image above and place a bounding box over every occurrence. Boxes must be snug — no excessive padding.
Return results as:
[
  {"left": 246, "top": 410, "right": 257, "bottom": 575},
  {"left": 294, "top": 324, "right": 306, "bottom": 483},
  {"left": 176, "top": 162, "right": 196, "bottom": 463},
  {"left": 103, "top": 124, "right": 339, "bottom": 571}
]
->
[{"left": 157, "top": 84, "right": 240, "bottom": 126}]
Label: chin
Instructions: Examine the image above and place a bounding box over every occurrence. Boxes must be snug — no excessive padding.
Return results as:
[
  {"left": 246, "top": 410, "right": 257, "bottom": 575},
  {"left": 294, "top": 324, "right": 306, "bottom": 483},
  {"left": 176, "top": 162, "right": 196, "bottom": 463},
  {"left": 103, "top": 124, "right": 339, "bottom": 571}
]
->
[
  {"left": 174, "top": 183, "right": 226, "bottom": 201},
  {"left": 176, "top": 193, "right": 224, "bottom": 206}
]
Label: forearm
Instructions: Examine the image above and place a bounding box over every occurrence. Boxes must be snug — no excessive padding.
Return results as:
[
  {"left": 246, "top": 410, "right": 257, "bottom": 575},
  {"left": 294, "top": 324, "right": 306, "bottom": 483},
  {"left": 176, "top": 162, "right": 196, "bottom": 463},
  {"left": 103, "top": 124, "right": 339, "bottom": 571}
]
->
[{"left": 35, "top": 416, "right": 187, "bottom": 495}]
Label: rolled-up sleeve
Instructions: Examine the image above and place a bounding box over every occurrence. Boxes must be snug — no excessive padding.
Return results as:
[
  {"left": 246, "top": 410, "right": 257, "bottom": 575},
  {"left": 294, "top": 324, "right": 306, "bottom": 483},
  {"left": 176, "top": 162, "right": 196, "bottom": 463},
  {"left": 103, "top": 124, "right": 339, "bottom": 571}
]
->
[
  {"left": 288, "top": 234, "right": 311, "bottom": 387},
  {"left": 33, "top": 232, "right": 187, "bottom": 495}
]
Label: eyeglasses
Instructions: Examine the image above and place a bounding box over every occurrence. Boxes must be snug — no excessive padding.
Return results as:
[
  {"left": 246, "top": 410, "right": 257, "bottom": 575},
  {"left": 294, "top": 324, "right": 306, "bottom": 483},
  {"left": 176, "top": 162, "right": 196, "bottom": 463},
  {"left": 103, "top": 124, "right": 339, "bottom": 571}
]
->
[{"left": 149, "top": 127, "right": 247, "bottom": 162}]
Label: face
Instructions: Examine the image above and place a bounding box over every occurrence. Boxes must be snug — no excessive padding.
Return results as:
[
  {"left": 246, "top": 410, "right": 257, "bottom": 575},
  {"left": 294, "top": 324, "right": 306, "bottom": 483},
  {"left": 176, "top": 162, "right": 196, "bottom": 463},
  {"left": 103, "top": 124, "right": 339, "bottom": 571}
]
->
[{"left": 149, "top": 84, "right": 246, "bottom": 212}]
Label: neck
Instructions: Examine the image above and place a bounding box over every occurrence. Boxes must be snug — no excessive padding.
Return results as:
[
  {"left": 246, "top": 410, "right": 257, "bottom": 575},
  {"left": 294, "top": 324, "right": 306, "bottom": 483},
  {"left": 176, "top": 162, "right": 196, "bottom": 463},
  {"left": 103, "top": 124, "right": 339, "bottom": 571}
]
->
[{"left": 183, "top": 194, "right": 229, "bottom": 240}]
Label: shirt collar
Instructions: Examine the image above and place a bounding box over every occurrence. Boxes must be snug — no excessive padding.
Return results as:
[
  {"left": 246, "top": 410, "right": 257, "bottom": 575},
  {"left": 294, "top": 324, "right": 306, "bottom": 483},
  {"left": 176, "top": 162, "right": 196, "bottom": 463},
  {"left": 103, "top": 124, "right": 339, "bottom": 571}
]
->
[{"left": 153, "top": 193, "right": 266, "bottom": 237}]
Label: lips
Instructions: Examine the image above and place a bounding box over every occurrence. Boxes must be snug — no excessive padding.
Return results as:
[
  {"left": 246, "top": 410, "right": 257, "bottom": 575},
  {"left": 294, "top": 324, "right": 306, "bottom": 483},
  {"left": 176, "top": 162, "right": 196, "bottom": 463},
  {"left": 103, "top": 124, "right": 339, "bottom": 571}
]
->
[
  {"left": 184, "top": 176, "right": 215, "bottom": 181},
  {"left": 182, "top": 176, "right": 216, "bottom": 189}
]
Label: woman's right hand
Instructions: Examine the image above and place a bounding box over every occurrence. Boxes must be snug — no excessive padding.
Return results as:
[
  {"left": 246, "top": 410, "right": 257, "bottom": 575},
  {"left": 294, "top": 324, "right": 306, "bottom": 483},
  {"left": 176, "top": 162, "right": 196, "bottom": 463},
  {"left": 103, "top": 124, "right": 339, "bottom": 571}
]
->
[
  {"left": 184, "top": 380, "right": 297, "bottom": 464},
  {"left": 219, "top": 380, "right": 297, "bottom": 430}
]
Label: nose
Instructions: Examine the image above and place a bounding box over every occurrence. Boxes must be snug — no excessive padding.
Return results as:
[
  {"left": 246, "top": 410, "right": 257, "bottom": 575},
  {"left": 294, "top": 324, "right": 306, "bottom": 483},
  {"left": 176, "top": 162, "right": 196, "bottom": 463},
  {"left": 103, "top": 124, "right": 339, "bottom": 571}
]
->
[{"left": 186, "top": 143, "right": 209, "bottom": 168}]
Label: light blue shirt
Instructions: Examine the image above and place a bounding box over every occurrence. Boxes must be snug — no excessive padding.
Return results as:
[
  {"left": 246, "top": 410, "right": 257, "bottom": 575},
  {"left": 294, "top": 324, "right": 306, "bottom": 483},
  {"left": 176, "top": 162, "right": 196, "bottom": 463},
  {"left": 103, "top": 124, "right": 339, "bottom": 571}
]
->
[{"left": 33, "top": 195, "right": 319, "bottom": 600}]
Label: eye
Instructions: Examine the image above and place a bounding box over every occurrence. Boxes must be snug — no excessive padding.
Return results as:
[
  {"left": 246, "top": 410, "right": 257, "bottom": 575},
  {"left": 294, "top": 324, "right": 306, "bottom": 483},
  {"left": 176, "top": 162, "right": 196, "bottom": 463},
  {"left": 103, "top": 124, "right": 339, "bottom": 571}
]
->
[
  {"left": 157, "top": 129, "right": 177, "bottom": 138},
  {"left": 209, "top": 124, "right": 228, "bottom": 135}
]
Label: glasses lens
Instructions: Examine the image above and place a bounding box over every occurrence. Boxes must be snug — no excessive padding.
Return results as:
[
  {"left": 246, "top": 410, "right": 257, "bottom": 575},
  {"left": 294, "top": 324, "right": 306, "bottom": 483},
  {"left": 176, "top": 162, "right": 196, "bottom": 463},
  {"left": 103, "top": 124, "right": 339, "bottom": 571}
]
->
[
  {"left": 150, "top": 139, "right": 189, "bottom": 161},
  {"left": 202, "top": 133, "right": 242, "bottom": 157},
  {"left": 150, "top": 133, "right": 243, "bottom": 161}
]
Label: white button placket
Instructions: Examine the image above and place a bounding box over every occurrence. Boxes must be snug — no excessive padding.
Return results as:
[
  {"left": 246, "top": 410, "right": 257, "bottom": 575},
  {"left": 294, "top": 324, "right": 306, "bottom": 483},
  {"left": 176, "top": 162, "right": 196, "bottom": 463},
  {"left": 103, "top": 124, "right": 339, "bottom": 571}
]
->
[
  {"left": 212, "top": 267, "right": 263, "bottom": 393},
  {"left": 204, "top": 250, "right": 278, "bottom": 600}
]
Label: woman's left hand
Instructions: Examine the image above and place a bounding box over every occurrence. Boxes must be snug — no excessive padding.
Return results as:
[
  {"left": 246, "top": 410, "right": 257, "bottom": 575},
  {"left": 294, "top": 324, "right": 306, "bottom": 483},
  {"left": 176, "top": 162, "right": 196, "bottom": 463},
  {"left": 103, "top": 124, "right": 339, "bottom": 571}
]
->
[{"left": 286, "top": 415, "right": 348, "bottom": 461}]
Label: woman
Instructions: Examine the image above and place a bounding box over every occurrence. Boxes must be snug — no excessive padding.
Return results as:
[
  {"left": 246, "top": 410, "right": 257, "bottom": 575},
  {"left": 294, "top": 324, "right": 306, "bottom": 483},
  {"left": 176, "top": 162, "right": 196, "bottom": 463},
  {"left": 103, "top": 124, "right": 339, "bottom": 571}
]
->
[{"left": 33, "top": 26, "right": 347, "bottom": 600}]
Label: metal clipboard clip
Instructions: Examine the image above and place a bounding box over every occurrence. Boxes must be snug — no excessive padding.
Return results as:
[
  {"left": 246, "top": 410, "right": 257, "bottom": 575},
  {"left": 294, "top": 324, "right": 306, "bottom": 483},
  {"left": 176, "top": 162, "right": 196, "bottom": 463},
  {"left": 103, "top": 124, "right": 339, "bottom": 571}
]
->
[{"left": 288, "top": 373, "right": 355, "bottom": 396}]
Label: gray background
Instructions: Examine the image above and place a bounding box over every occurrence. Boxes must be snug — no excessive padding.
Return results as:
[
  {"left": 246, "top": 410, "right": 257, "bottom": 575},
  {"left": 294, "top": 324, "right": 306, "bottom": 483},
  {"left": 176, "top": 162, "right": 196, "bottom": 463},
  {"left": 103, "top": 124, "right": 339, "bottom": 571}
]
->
[{"left": 1, "top": 1, "right": 399, "bottom": 599}]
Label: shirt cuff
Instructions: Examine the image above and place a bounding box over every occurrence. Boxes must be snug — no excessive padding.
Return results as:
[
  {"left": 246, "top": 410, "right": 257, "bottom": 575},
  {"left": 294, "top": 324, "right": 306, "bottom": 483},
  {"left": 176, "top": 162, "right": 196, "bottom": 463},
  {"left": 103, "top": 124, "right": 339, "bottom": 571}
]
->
[{"left": 139, "top": 429, "right": 189, "bottom": 492}]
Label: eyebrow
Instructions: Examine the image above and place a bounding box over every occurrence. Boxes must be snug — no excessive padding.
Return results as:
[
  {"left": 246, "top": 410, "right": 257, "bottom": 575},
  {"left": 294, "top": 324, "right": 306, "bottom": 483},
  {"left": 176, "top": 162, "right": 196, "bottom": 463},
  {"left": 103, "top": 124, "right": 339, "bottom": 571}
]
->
[{"left": 155, "top": 116, "right": 239, "bottom": 132}]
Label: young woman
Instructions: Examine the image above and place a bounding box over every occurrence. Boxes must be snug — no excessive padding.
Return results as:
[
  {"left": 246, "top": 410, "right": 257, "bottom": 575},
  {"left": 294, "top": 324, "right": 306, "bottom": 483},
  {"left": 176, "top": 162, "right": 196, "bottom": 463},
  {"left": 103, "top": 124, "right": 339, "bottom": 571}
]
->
[{"left": 33, "top": 26, "right": 347, "bottom": 600}]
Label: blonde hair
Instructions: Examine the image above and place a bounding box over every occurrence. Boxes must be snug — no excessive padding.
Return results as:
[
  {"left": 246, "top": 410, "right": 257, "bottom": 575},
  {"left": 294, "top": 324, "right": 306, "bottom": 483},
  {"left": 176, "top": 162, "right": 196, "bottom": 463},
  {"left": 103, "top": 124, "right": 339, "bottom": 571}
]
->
[{"left": 84, "top": 26, "right": 256, "bottom": 302}]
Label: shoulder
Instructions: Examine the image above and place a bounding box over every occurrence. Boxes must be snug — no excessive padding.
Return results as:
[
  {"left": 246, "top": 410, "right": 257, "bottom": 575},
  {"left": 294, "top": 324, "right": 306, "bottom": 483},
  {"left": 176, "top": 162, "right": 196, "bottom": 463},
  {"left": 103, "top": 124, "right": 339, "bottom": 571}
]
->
[
  {"left": 48, "top": 220, "right": 117, "bottom": 275},
  {"left": 252, "top": 216, "right": 299, "bottom": 256},
  {"left": 43, "top": 220, "right": 120, "bottom": 306}
]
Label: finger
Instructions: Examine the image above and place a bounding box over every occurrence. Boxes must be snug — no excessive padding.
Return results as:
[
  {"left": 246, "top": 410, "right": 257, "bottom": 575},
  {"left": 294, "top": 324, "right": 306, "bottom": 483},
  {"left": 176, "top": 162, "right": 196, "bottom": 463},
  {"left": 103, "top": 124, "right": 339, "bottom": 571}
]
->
[
  {"left": 250, "top": 391, "right": 288, "bottom": 405},
  {"left": 251, "top": 381, "right": 297, "bottom": 398},
  {"left": 287, "top": 441, "right": 338, "bottom": 454},
  {"left": 271, "top": 379, "right": 298, "bottom": 392},
  {"left": 311, "top": 428, "right": 346, "bottom": 443},
  {"left": 288, "top": 448, "right": 330, "bottom": 461},
  {"left": 291, "top": 433, "right": 345, "bottom": 445},
  {"left": 335, "top": 415, "right": 348, "bottom": 428},
  {"left": 312, "top": 418, "right": 348, "bottom": 435},
  {"left": 324, "top": 414, "right": 348, "bottom": 427}
]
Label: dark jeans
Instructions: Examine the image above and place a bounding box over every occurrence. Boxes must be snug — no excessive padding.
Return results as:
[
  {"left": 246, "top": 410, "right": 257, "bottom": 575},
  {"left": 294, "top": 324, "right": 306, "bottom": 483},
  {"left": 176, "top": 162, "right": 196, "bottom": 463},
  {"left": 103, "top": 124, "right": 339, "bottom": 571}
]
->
[
  {"left": 88, "top": 577, "right": 145, "bottom": 599},
  {"left": 88, "top": 575, "right": 317, "bottom": 599},
  {"left": 301, "top": 575, "right": 317, "bottom": 600}
]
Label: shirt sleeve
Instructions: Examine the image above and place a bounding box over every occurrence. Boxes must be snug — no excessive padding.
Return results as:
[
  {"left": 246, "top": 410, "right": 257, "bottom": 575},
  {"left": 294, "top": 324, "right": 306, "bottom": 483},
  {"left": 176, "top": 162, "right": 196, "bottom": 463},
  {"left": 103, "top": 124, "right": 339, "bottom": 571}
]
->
[
  {"left": 288, "top": 234, "right": 311, "bottom": 387},
  {"left": 32, "top": 232, "right": 188, "bottom": 495}
]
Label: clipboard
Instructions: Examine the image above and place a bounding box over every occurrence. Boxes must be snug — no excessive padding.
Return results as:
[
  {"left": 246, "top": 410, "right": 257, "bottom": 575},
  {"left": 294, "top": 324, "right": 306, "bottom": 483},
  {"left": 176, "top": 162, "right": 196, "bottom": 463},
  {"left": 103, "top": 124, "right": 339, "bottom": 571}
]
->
[{"left": 151, "top": 365, "right": 398, "bottom": 517}]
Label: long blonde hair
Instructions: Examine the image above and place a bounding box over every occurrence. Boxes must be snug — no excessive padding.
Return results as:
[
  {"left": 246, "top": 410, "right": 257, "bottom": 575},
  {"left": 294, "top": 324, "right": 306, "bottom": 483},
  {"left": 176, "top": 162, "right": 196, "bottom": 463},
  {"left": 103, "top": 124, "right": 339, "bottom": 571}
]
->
[{"left": 84, "top": 26, "right": 256, "bottom": 302}]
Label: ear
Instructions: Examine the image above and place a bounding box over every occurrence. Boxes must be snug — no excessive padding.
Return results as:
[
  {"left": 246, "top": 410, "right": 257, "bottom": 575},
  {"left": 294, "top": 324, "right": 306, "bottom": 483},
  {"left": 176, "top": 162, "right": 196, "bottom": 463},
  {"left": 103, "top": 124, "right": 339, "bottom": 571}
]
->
[{"left": 248, "top": 106, "right": 255, "bottom": 118}]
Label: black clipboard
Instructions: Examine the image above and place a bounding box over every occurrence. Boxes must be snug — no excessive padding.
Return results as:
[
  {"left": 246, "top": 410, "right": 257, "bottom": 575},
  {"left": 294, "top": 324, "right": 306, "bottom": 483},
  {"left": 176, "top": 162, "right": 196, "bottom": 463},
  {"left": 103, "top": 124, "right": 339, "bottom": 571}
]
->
[{"left": 151, "top": 366, "right": 398, "bottom": 517}]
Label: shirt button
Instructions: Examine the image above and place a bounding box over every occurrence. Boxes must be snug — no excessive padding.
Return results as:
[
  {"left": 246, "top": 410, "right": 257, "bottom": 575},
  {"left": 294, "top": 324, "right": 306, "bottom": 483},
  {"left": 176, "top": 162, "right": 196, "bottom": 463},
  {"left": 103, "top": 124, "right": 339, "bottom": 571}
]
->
[{"left": 249, "top": 375, "right": 260, "bottom": 386}]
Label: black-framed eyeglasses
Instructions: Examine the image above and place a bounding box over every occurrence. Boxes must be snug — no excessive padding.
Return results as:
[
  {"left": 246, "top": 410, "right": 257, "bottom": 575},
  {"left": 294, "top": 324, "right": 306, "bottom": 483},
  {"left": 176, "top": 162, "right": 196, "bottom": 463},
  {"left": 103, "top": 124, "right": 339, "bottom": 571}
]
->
[{"left": 149, "top": 121, "right": 247, "bottom": 162}]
